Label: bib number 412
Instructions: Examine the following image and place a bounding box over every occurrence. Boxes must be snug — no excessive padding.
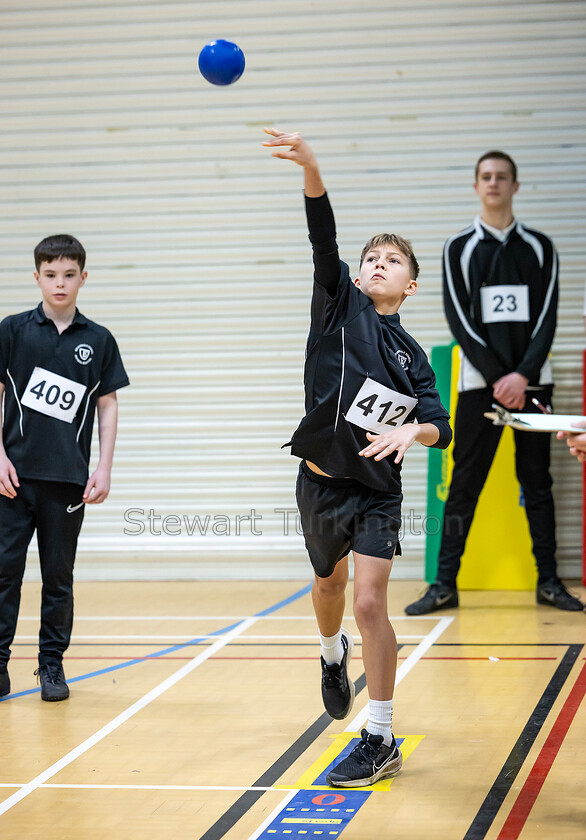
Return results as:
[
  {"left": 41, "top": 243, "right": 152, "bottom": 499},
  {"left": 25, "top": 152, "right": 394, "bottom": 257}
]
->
[
  {"left": 345, "top": 377, "right": 418, "bottom": 435},
  {"left": 355, "top": 392, "right": 408, "bottom": 426}
]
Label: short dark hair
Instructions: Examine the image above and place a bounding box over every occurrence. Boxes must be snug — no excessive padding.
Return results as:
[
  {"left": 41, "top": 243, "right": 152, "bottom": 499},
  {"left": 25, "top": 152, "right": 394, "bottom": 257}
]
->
[
  {"left": 360, "top": 233, "right": 420, "bottom": 282},
  {"left": 34, "top": 234, "right": 86, "bottom": 271},
  {"left": 475, "top": 150, "right": 517, "bottom": 182}
]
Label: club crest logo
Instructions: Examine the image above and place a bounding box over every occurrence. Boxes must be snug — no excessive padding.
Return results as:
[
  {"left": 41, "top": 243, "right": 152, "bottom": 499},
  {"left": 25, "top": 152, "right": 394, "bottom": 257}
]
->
[
  {"left": 74, "top": 343, "right": 94, "bottom": 365},
  {"left": 395, "top": 349, "right": 412, "bottom": 370}
]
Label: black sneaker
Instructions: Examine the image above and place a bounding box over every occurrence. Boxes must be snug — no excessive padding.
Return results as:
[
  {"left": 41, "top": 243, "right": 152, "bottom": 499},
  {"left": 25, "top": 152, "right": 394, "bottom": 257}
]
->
[
  {"left": 537, "top": 579, "right": 583, "bottom": 612},
  {"left": 34, "top": 662, "right": 70, "bottom": 701},
  {"left": 0, "top": 669, "right": 10, "bottom": 698},
  {"left": 327, "top": 729, "right": 403, "bottom": 787},
  {"left": 405, "top": 583, "right": 459, "bottom": 615},
  {"left": 320, "top": 630, "right": 355, "bottom": 720}
]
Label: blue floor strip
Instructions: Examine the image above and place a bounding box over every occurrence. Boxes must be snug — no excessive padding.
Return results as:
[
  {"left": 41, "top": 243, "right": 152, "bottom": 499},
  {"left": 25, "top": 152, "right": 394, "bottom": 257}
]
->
[{"left": 1, "top": 581, "right": 313, "bottom": 701}]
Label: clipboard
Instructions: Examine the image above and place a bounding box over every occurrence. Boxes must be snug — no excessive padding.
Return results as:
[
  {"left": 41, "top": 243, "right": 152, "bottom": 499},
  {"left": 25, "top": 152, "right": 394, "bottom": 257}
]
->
[{"left": 484, "top": 404, "right": 586, "bottom": 433}]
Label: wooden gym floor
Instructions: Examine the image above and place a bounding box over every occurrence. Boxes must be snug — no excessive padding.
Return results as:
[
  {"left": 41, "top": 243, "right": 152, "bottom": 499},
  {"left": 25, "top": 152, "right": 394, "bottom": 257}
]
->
[{"left": 1, "top": 579, "right": 585, "bottom": 840}]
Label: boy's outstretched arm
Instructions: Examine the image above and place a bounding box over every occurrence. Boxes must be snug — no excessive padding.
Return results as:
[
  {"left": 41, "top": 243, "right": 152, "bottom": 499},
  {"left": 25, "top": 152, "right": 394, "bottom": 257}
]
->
[{"left": 263, "top": 128, "right": 325, "bottom": 197}]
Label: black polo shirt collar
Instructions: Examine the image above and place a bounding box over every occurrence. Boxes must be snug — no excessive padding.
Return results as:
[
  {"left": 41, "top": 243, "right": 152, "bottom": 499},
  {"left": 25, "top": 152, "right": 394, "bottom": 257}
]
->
[{"left": 33, "top": 302, "right": 88, "bottom": 328}]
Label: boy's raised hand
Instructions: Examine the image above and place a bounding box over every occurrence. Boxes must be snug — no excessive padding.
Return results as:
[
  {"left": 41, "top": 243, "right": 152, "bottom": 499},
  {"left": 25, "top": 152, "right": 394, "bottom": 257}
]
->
[
  {"left": 263, "top": 128, "right": 325, "bottom": 197},
  {"left": 263, "top": 128, "right": 317, "bottom": 168}
]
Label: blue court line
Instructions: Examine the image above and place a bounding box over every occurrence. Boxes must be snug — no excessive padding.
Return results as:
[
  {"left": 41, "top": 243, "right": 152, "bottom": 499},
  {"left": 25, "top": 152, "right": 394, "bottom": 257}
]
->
[{"left": 1, "top": 581, "right": 313, "bottom": 702}]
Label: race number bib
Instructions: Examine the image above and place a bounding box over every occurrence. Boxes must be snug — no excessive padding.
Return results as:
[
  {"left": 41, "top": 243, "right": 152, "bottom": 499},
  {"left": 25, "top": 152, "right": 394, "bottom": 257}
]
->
[
  {"left": 345, "top": 377, "right": 418, "bottom": 435},
  {"left": 21, "top": 367, "right": 87, "bottom": 424},
  {"left": 480, "top": 285, "right": 529, "bottom": 324}
]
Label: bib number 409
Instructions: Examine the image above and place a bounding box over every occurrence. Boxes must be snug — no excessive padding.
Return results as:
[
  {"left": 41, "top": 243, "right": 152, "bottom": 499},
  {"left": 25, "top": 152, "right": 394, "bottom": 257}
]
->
[
  {"left": 345, "top": 377, "right": 418, "bottom": 435},
  {"left": 29, "top": 379, "right": 77, "bottom": 411},
  {"left": 21, "top": 367, "right": 87, "bottom": 424}
]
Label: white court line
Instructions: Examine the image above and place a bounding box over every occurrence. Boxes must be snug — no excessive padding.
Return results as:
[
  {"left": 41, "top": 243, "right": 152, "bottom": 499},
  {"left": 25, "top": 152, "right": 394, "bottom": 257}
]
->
[
  {"left": 346, "top": 614, "right": 454, "bottom": 732},
  {"left": 0, "top": 783, "right": 292, "bottom": 792},
  {"left": 0, "top": 616, "right": 258, "bottom": 817},
  {"left": 248, "top": 790, "right": 298, "bottom": 840}
]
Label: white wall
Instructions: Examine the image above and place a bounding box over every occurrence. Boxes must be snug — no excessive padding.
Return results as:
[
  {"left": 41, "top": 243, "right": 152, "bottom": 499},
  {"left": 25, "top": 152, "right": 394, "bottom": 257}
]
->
[{"left": 0, "top": 0, "right": 584, "bottom": 579}]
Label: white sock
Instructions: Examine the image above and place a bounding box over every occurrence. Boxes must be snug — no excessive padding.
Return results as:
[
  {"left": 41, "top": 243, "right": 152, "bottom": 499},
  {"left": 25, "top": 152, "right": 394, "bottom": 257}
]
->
[
  {"left": 366, "top": 698, "right": 394, "bottom": 747},
  {"left": 319, "top": 629, "right": 344, "bottom": 666}
]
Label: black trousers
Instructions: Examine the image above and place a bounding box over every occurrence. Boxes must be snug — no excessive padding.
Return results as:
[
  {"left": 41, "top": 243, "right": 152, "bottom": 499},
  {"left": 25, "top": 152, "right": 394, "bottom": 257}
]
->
[
  {"left": 436, "top": 386, "right": 557, "bottom": 588},
  {"left": 0, "top": 479, "right": 85, "bottom": 668}
]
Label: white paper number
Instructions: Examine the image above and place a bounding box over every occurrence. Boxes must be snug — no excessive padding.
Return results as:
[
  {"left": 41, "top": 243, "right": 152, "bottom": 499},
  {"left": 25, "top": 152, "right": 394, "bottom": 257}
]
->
[
  {"left": 21, "top": 367, "right": 87, "bottom": 424},
  {"left": 345, "top": 377, "right": 418, "bottom": 435},
  {"left": 480, "top": 285, "right": 529, "bottom": 324}
]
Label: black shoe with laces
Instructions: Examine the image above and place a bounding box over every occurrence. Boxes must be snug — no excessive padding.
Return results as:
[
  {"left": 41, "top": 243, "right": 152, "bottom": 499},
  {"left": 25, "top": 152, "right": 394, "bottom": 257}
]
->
[
  {"left": 320, "top": 630, "right": 355, "bottom": 720},
  {"left": 536, "top": 579, "right": 583, "bottom": 612},
  {"left": 327, "top": 729, "right": 403, "bottom": 787},
  {"left": 405, "top": 583, "right": 459, "bottom": 616},
  {"left": 0, "top": 669, "right": 10, "bottom": 698},
  {"left": 35, "top": 661, "right": 70, "bottom": 701}
]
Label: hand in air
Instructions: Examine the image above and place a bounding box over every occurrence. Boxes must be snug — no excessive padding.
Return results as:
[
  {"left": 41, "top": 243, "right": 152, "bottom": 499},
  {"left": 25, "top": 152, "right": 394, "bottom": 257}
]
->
[{"left": 262, "top": 128, "right": 317, "bottom": 169}]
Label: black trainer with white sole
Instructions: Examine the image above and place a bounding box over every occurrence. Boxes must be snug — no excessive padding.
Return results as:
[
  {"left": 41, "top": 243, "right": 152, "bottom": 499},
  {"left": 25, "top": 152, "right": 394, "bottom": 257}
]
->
[
  {"left": 537, "top": 579, "right": 583, "bottom": 611},
  {"left": 320, "top": 630, "right": 355, "bottom": 720},
  {"left": 327, "top": 729, "right": 403, "bottom": 787},
  {"left": 405, "top": 583, "right": 459, "bottom": 615}
]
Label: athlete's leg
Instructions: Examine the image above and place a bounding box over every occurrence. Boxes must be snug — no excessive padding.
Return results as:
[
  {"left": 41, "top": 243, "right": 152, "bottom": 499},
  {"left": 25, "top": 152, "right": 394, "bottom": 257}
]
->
[
  {"left": 35, "top": 481, "right": 85, "bottom": 666},
  {"left": 326, "top": 550, "right": 402, "bottom": 787},
  {"left": 0, "top": 484, "right": 36, "bottom": 671},
  {"left": 514, "top": 387, "right": 556, "bottom": 582},
  {"left": 352, "top": 552, "right": 395, "bottom": 699},
  {"left": 435, "top": 388, "right": 502, "bottom": 586},
  {"left": 311, "top": 556, "right": 348, "bottom": 637}
]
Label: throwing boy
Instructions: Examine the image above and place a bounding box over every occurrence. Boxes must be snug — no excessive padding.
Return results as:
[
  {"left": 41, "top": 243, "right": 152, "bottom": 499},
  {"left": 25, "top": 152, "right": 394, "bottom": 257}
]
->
[{"left": 263, "top": 129, "right": 451, "bottom": 786}]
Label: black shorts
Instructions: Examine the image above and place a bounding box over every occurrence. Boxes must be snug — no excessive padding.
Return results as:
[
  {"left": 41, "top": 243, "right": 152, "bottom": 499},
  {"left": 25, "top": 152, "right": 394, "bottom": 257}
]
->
[{"left": 296, "top": 461, "right": 402, "bottom": 579}]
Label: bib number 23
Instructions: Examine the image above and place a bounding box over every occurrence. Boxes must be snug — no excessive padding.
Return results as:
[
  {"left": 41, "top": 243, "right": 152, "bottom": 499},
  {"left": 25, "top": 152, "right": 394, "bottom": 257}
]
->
[
  {"left": 21, "top": 367, "right": 87, "bottom": 424},
  {"left": 480, "top": 284, "right": 529, "bottom": 324},
  {"left": 345, "top": 377, "right": 418, "bottom": 435}
]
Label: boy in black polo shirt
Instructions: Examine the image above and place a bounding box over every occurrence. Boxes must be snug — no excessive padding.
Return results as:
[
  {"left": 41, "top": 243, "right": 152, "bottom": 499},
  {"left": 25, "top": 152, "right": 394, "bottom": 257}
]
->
[
  {"left": 263, "top": 129, "right": 451, "bottom": 786},
  {"left": 0, "top": 234, "right": 129, "bottom": 701}
]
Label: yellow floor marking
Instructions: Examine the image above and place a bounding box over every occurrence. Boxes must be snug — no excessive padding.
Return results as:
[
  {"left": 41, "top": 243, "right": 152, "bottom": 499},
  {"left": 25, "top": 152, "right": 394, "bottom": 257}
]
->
[{"left": 276, "top": 733, "right": 425, "bottom": 792}]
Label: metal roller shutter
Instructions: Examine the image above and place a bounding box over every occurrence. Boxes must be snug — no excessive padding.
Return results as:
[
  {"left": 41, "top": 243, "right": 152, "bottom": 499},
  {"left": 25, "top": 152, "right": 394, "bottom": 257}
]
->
[{"left": 0, "top": 0, "right": 584, "bottom": 579}]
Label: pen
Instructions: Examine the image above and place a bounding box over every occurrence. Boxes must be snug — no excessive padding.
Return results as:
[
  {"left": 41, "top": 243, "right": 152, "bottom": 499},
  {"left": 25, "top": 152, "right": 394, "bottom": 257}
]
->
[{"left": 531, "top": 397, "right": 552, "bottom": 415}]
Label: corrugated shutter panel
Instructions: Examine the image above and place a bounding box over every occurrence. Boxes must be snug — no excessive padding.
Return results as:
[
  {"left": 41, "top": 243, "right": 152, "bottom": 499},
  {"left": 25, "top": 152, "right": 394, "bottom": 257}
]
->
[{"left": 1, "top": 0, "right": 584, "bottom": 580}]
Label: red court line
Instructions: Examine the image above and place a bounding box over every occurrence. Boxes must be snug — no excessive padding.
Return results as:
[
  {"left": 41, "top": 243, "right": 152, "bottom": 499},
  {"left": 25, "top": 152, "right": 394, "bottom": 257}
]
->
[
  {"left": 497, "top": 660, "right": 586, "bottom": 840},
  {"left": 11, "top": 654, "right": 559, "bottom": 662}
]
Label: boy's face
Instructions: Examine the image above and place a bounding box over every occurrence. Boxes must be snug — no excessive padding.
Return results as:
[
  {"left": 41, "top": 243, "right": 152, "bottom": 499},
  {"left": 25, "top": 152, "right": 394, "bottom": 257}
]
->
[
  {"left": 474, "top": 159, "right": 519, "bottom": 211},
  {"left": 354, "top": 245, "right": 416, "bottom": 314},
  {"left": 35, "top": 258, "right": 86, "bottom": 310}
]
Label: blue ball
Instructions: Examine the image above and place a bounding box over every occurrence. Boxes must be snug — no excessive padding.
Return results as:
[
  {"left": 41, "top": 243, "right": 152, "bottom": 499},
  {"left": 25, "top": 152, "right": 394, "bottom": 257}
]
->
[{"left": 198, "top": 40, "right": 245, "bottom": 86}]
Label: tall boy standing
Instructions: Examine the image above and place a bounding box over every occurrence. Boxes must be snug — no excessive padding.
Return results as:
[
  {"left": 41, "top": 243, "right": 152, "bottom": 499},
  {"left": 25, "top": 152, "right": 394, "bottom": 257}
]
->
[
  {"left": 263, "top": 129, "right": 451, "bottom": 786},
  {"left": 0, "top": 234, "right": 129, "bottom": 700},
  {"left": 406, "top": 151, "right": 583, "bottom": 615}
]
